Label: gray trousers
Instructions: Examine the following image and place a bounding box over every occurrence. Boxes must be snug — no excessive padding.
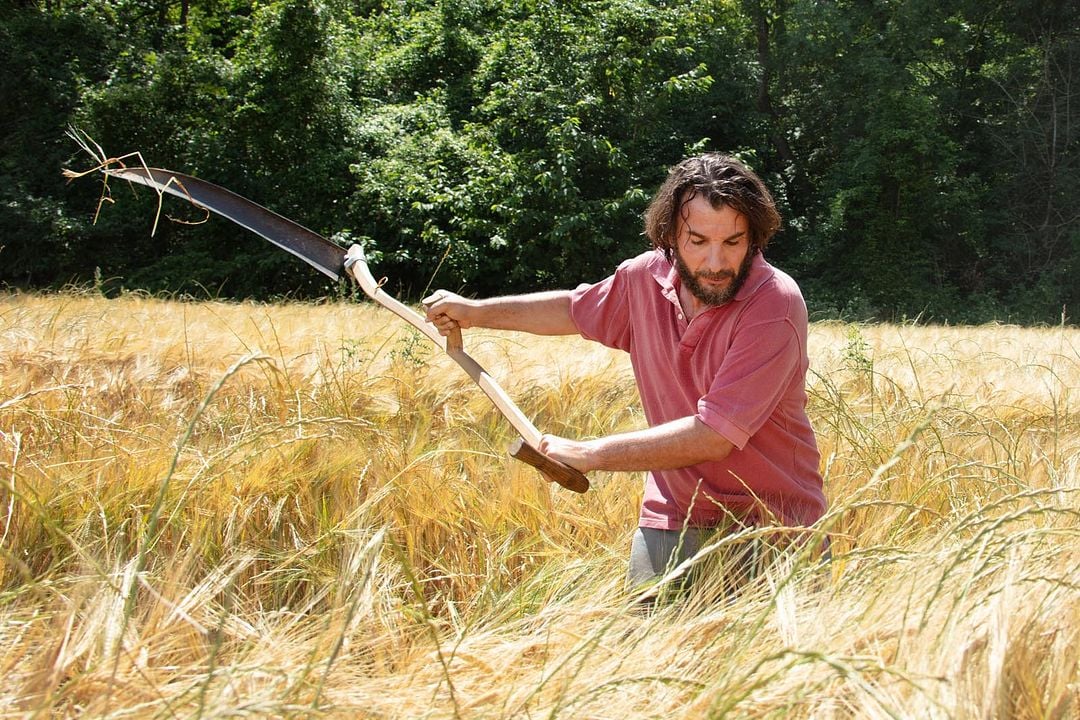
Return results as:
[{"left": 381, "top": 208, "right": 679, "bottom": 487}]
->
[
  {"left": 627, "top": 526, "right": 762, "bottom": 595},
  {"left": 627, "top": 526, "right": 830, "bottom": 601}
]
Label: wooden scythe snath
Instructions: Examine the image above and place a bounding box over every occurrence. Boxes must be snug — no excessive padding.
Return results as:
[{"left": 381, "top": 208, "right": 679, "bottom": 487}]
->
[
  {"left": 100, "top": 165, "right": 590, "bottom": 493},
  {"left": 343, "top": 246, "right": 589, "bottom": 492}
]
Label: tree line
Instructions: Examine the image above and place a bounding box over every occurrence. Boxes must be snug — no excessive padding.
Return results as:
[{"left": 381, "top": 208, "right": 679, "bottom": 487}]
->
[{"left": 2, "top": 0, "right": 1077, "bottom": 323}]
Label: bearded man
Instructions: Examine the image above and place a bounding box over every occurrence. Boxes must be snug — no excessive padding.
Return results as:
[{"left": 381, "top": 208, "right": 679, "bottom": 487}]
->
[{"left": 424, "top": 153, "right": 826, "bottom": 594}]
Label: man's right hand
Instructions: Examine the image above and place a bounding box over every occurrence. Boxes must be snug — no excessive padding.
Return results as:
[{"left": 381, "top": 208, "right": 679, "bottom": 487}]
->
[{"left": 423, "top": 290, "right": 478, "bottom": 337}]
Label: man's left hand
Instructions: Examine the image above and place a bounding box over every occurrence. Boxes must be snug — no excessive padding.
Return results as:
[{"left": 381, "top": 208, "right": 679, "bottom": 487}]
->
[{"left": 538, "top": 434, "right": 595, "bottom": 474}]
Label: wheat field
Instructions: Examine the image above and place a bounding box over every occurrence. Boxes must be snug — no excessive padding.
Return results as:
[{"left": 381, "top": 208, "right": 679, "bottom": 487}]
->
[{"left": 0, "top": 291, "right": 1076, "bottom": 718}]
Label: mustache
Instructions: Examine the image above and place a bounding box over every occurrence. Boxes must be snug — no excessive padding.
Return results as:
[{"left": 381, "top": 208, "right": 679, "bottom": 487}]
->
[{"left": 695, "top": 269, "right": 736, "bottom": 281}]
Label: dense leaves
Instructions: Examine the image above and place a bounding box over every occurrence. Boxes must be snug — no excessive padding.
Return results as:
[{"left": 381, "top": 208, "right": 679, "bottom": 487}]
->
[{"left": 2, "top": 0, "right": 1077, "bottom": 322}]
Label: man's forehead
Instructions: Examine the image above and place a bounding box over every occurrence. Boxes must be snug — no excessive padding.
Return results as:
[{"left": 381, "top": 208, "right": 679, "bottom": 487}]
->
[{"left": 678, "top": 196, "right": 749, "bottom": 232}]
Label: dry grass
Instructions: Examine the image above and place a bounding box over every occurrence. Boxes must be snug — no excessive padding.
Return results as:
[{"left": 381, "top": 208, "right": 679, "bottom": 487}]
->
[{"left": 0, "top": 290, "right": 1076, "bottom": 718}]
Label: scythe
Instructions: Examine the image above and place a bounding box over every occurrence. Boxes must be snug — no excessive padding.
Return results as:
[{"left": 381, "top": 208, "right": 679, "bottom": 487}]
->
[{"left": 104, "top": 166, "right": 590, "bottom": 493}]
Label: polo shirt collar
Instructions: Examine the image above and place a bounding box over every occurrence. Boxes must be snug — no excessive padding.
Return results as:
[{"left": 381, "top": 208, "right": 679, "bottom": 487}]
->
[
  {"left": 646, "top": 250, "right": 681, "bottom": 307},
  {"left": 735, "top": 251, "right": 771, "bottom": 301}
]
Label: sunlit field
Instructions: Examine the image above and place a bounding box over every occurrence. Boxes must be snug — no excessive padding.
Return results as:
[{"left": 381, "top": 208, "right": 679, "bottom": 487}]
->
[{"left": 1, "top": 291, "right": 1077, "bottom": 718}]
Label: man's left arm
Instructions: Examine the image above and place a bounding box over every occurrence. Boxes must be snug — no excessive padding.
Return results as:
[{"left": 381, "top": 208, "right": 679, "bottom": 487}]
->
[
  {"left": 538, "top": 417, "right": 733, "bottom": 474},
  {"left": 540, "top": 313, "right": 804, "bottom": 475}
]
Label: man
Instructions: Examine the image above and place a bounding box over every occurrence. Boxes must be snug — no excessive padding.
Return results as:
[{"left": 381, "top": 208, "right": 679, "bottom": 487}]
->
[{"left": 424, "top": 153, "right": 826, "bottom": 592}]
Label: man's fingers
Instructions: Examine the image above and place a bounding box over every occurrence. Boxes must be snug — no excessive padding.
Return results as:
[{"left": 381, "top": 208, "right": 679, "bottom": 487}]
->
[
  {"left": 423, "top": 296, "right": 461, "bottom": 337},
  {"left": 432, "top": 316, "right": 461, "bottom": 336},
  {"left": 538, "top": 434, "right": 591, "bottom": 474},
  {"left": 423, "top": 290, "right": 472, "bottom": 334},
  {"left": 421, "top": 290, "right": 445, "bottom": 306},
  {"left": 422, "top": 292, "right": 445, "bottom": 322}
]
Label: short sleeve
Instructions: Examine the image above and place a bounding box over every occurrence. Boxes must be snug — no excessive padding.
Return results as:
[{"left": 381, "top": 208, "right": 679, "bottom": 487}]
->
[
  {"left": 695, "top": 318, "right": 801, "bottom": 449},
  {"left": 568, "top": 259, "right": 634, "bottom": 352}
]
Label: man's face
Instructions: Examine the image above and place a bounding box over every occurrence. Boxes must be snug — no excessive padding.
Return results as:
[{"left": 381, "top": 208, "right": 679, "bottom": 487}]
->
[{"left": 672, "top": 195, "right": 754, "bottom": 309}]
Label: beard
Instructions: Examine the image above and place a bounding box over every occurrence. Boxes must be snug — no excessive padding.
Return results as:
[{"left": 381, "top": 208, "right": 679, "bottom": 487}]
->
[{"left": 674, "top": 247, "right": 756, "bottom": 307}]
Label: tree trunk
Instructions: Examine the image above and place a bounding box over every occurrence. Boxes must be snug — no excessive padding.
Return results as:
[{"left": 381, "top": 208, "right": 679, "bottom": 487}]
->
[{"left": 744, "top": 0, "right": 812, "bottom": 225}]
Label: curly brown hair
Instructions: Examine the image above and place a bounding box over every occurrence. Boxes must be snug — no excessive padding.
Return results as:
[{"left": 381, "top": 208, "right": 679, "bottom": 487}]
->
[{"left": 644, "top": 153, "right": 781, "bottom": 259}]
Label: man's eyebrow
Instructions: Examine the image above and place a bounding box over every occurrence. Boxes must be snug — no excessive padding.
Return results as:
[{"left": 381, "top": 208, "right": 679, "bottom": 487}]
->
[{"left": 687, "top": 228, "right": 747, "bottom": 242}]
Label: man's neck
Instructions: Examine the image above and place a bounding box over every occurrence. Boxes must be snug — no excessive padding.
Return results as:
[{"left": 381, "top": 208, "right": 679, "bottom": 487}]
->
[{"left": 677, "top": 283, "right": 708, "bottom": 321}]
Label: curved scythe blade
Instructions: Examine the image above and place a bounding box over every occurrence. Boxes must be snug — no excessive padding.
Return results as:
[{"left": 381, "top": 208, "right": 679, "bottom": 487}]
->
[{"left": 105, "top": 166, "right": 347, "bottom": 281}]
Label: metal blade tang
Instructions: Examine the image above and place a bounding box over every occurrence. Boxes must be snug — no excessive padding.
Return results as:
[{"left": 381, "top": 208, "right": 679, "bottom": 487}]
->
[{"left": 105, "top": 166, "right": 347, "bottom": 281}]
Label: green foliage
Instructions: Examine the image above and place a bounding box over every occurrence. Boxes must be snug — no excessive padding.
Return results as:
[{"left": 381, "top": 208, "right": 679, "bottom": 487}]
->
[
  {"left": 347, "top": 0, "right": 749, "bottom": 295},
  {"left": 1, "top": 0, "right": 1078, "bottom": 322},
  {"left": 754, "top": 0, "right": 1080, "bottom": 323},
  {"left": 0, "top": 2, "right": 114, "bottom": 286}
]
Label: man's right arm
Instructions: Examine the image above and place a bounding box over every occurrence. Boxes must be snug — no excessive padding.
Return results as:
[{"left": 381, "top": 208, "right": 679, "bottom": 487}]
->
[{"left": 422, "top": 289, "right": 578, "bottom": 337}]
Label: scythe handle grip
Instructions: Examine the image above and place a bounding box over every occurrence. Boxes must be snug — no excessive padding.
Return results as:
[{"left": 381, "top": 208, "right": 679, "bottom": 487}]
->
[
  {"left": 420, "top": 300, "right": 463, "bottom": 352},
  {"left": 508, "top": 438, "right": 590, "bottom": 494},
  {"left": 445, "top": 325, "right": 463, "bottom": 353}
]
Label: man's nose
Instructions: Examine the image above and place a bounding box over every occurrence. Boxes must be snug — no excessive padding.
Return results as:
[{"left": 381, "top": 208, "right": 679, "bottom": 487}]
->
[{"left": 704, "top": 243, "right": 728, "bottom": 271}]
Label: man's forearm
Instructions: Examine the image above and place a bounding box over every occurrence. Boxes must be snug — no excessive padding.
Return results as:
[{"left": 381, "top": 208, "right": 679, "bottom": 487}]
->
[
  {"left": 425, "top": 290, "right": 578, "bottom": 336},
  {"left": 539, "top": 416, "right": 735, "bottom": 474}
]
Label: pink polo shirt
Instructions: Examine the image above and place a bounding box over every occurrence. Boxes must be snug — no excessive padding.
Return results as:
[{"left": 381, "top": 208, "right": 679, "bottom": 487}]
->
[{"left": 569, "top": 249, "right": 825, "bottom": 530}]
